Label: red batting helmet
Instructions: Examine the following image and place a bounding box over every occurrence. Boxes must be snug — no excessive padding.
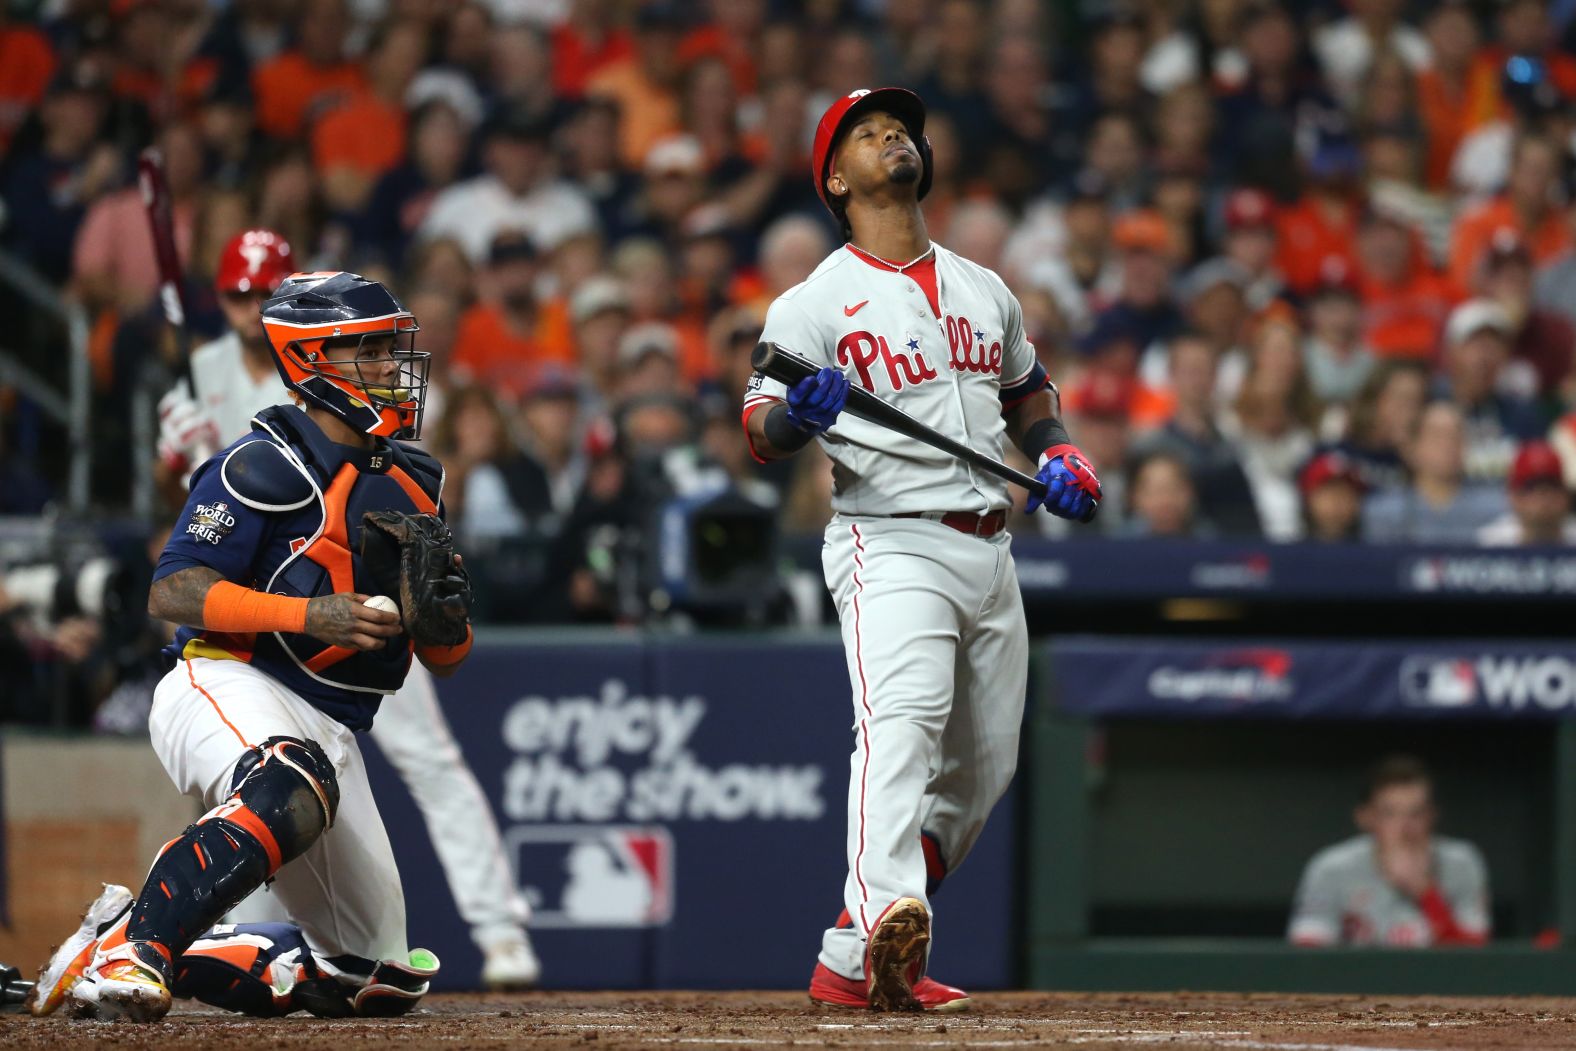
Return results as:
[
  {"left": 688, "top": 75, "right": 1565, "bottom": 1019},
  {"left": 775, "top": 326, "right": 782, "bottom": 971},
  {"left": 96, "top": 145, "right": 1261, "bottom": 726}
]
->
[
  {"left": 216, "top": 228, "right": 294, "bottom": 295},
  {"left": 812, "top": 87, "right": 933, "bottom": 216}
]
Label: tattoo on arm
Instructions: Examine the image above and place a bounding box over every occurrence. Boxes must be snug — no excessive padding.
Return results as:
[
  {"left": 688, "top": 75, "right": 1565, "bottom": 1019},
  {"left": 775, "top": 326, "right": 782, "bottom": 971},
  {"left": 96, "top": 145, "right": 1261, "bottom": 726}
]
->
[{"left": 147, "top": 566, "right": 222, "bottom": 627}]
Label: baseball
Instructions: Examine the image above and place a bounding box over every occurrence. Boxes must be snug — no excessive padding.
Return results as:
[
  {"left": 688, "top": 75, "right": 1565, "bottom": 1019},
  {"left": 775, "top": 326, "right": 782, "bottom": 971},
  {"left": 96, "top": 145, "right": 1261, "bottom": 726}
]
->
[{"left": 364, "top": 595, "right": 399, "bottom": 615}]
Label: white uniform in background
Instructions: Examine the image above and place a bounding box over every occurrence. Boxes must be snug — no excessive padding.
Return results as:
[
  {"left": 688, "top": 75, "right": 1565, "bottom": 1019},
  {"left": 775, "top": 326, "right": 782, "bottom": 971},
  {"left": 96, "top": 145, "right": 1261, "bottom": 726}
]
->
[
  {"left": 160, "top": 335, "right": 539, "bottom": 986},
  {"left": 744, "top": 242, "right": 1044, "bottom": 980}
]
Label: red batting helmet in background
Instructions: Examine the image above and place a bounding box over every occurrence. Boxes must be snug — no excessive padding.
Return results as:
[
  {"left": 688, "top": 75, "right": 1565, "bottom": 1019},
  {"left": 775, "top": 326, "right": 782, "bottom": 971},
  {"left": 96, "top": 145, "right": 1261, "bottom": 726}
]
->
[
  {"left": 812, "top": 87, "right": 933, "bottom": 215},
  {"left": 216, "top": 228, "right": 294, "bottom": 295}
]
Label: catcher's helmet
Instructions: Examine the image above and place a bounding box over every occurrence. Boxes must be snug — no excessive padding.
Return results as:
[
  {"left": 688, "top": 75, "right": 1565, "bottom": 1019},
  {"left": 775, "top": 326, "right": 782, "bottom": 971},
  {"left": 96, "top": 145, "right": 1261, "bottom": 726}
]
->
[
  {"left": 216, "top": 228, "right": 294, "bottom": 295},
  {"left": 812, "top": 87, "right": 933, "bottom": 217},
  {"left": 260, "top": 272, "right": 429, "bottom": 440}
]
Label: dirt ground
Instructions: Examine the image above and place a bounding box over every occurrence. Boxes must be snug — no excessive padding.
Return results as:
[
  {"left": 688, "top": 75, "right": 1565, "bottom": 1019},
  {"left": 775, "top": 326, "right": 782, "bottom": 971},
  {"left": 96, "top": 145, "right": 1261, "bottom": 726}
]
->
[{"left": 8, "top": 990, "right": 1576, "bottom": 1051}]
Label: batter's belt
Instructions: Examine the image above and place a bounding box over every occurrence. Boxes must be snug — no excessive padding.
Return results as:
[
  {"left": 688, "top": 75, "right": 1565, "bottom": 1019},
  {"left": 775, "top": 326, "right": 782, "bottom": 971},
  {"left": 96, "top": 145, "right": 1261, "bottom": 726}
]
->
[{"left": 889, "top": 509, "right": 1008, "bottom": 538}]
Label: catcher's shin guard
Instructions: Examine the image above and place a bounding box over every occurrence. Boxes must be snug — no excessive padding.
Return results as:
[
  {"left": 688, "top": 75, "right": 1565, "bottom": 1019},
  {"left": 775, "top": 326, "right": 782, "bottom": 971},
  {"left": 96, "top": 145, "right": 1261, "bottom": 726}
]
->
[
  {"left": 125, "top": 737, "right": 339, "bottom": 959},
  {"left": 175, "top": 923, "right": 322, "bottom": 1017}
]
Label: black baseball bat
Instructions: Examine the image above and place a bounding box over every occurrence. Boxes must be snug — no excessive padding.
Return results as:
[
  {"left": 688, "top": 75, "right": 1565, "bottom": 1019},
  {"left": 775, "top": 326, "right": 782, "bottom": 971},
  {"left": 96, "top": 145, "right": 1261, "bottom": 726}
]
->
[
  {"left": 138, "top": 147, "right": 194, "bottom": 391},
  {"left": 751, "top": 341, "right": 1049, "bottom": 499}
]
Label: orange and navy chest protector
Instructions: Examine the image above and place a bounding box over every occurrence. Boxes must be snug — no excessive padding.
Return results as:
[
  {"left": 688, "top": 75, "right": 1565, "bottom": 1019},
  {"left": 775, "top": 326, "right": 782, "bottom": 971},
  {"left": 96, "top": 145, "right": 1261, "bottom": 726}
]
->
[{"left": 154, "top": 404, "right": 444, "bottom": 730}]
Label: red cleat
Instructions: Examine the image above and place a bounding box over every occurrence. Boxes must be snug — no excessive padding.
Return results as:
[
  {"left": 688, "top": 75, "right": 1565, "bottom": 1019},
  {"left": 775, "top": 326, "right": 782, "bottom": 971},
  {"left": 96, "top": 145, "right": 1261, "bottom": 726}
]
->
[{"left": 808, "top": 962, "right": 972, "bottom": 1013}]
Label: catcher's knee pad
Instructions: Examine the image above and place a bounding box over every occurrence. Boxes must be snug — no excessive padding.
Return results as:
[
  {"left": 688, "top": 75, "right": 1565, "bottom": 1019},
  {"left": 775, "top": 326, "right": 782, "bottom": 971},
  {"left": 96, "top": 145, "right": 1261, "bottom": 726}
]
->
[
  {"left": 126, "top": 737, "right": 339, "bottom": 956},
  {"left": 174, "top": 922, "right": 319, "bottom": 1017}
]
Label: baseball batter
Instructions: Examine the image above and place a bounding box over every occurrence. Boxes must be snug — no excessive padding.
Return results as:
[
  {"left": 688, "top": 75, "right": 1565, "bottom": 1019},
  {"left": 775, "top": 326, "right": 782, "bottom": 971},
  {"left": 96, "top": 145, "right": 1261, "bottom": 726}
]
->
[
  {"left": 30, "top": 272, "right": 472, "bottom": 1022},
  {"left": 743, "top": 88, "right": 1102, "bottom": 1012},
  {"left": 157, "top": 230, "right": 538, "bottom": 989}
]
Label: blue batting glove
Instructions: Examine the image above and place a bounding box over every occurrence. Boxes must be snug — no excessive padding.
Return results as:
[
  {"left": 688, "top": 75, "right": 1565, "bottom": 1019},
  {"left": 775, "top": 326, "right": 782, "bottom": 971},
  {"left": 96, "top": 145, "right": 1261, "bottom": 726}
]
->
[
  {"left": 785, "top": 367, "right": 849, "bottom": 432},
  {"left": 1026, "top": 444, "right": 1102, "bottom": 523}
]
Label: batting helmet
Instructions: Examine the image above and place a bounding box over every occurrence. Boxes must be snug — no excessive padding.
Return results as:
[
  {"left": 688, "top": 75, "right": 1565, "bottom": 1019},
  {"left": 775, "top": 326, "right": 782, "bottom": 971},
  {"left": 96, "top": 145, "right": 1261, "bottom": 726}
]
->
[
  {"left": 216, "top": 228, "right": 294, "bottom": 295},
  {"left": 260, "top": 272, "right": 430, "bottom": 440},
  {"left": 812, "top": 87, "right": 933, "bottom": 216}
]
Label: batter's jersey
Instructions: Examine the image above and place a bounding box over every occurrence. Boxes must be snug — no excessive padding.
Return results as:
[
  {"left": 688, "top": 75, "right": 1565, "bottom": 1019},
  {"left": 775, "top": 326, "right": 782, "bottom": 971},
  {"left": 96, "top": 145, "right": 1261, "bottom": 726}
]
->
[
  {"left": 1287, "top": 834, "right": 1490, "bottom": 947},
  {"left": 743, "top": 243, "right": 1048, "bottom": 515},
  {"left": 184, "top": 331, "right": 292, "bottom": 440}
]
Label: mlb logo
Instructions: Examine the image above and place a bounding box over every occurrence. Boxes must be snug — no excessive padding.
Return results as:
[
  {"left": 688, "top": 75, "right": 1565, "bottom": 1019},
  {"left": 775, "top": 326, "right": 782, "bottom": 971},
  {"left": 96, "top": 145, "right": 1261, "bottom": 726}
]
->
[
  {"left": 1400, "top": 657, "right": 1478, "bottom": 707},
  {"left": 504, "top": 825, "right": 674, "bottom": 928}
]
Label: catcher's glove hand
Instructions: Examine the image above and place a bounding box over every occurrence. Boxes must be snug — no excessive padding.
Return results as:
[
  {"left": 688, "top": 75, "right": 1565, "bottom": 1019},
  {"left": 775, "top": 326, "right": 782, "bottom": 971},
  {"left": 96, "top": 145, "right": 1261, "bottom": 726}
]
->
[{"left": 360, "top": 510, "right": 473, "bottom": 646}]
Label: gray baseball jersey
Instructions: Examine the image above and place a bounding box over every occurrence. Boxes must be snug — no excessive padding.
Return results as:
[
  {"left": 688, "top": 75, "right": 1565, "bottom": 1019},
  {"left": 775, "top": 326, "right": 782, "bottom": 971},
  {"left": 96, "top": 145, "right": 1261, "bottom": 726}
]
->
[{"left": 1288, "top": 834, "right": 1490, "bottom": 946}]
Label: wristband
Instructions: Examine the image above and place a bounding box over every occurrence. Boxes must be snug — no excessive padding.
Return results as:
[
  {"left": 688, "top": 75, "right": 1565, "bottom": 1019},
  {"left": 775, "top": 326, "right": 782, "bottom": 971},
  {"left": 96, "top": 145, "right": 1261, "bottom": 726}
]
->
[
  {"left": 202, "top": 581, "right": 310, "bottom": 634},
  {"left": 418, "top": 624, "right": 473, "bottom": 667},
  {"left": 1020, "top": 417, "right": 1071, "bottom": 463},
  {"left": 762, "top": 404, "right": 817, "bottom": 453}
]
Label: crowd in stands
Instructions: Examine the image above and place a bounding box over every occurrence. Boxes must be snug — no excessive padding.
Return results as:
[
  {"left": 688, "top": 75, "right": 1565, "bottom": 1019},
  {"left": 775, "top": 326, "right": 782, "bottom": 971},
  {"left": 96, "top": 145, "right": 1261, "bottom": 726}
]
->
[{"left": 5, "top": 0, "right": 1576, "bottom": 593}]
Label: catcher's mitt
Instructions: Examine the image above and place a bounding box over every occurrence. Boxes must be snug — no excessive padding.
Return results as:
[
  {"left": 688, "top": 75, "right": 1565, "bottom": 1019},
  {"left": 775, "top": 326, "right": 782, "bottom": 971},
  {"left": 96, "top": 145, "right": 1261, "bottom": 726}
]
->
[{"left": 360, "top": 510, "right": 472, "bottom": 646}]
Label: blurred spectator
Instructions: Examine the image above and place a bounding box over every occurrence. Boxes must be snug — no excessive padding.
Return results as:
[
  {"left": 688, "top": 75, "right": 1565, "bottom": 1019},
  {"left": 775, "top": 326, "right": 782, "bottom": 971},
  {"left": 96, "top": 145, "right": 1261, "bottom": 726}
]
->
[
  {"left": 1012, "top": 170, "right": 1118, "bottom": 335},
  {"left": 1355, "top": 206, "right": 1452, "bottom": 359},
  {"left": 418, "top": 102, "right": 596, "bottom": 263},
  {"left": 1416, "top": 3, "right": 1482, "bottom": 192},
  {"left": 1121, "top": 451, "right": 1209, "bottom": 539},
  {"left": 1303, "top": 261, "right": 1376, "bottom": 408},
  {"left": 1290, "top": 755, "right": 1489, "bottom": 948},
  {"left": 312, "top": 19, "right": 429, "bottom": 214},
  {"left": 585, "top": 4, "right": 685, "bottom": 168},
  {"left": 428, "top": 384, "right": 551, "bottom": 544},
  {"left": 1275, "top": 137, "right": 1362, "bottom": 299},
  {"left": 404, "top": 287, "right": 461, "bottom": 431},
  {"left": 452, "top": 232, "right": 559, "bottom": 396},
  {"left": 755, "top": 215, "right": 831, "bottom": 302},
  {"left": 72, "top": 122, "right": 201, "bottom": 315},
  {"left": 1475, "top": 233, "right": 1575, "bottom": 399},
  {"left": 570, "top": 274, "right": 632, "bottom": 410},
  {"left": 516, "top": 363, "right": 586, "bottom": 514},
  {"left": 405, "top": 236, "right": 476, "bottom": 305},
  {"left": 251, "top": 0, "right": 365, "bottom": 141},
  {"left": 550, "top": 0, "right": 634, "bottom": 99},
  {"left": 1060, "top": 370, "right": 1133, "bottom": 537},
  {"left": 1312, "top": 0, "right": 1429, "bottom": 111},
  {"left": 1131, "top": 332, "right": 1261, "bottom": 536},
  {"left": 1436, "top": 299, "right": 1546, "bottom": 481},
  {"left": 489, "top": 24, "right": 557, "bottom": 122},
  {"left": 1363, "top": 401, "right": 1508, "bottom": 543},
  {"left": 1450, "top": 135, "right": 1571, "bottom": 292},
  {"left": 1176, "top": 261, "right": 1250, "bottom": 390},
  {"left": 3, "top": 63, "right": 118, "bottom": 284},
  {"left": 1478, "top": 440, "right": 1576, "bottom": 545},
  {"left": 616, "top": 321, "right": 684, "bottom": 404},
  {"left": 1223, "top": 305, "right": 1321, "bottom": 540},
  {"left": 628, "top": 133, "right": 709, "bottom": 246},
  {"left": 559, "top": 95, "right": 639, "bottom": 240},
  {"left": 356, "top": 99, "right": 472, "bottom": 270},
  {"left": 1219, "top": 188, "right": 1285, "bottom": 310},
  {"left": 0, "top": 6, "right": 56, "bottom": 154},
  {"left": 1100, "top": 210, "right": 1182, "bottom": 354},
  {"left": 1299, "top": 450, "right": 1367, "bottom": 543},
  {"left": 1339, "top": 360, "right": 1429, "bottom": 490}
]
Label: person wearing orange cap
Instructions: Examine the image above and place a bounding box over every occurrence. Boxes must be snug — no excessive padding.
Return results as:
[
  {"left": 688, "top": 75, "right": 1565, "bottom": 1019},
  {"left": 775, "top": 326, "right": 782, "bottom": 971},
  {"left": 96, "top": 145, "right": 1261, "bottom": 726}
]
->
[{"left": 1478, "top": 440, "right": 1576, "bottom": 545}]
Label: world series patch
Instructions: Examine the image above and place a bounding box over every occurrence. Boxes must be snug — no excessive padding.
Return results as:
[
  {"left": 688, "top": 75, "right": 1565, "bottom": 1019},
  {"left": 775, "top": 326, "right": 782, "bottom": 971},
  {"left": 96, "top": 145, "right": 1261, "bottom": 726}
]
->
[{"left": 187, "top": 501, "right": 236, "bottom": 544}]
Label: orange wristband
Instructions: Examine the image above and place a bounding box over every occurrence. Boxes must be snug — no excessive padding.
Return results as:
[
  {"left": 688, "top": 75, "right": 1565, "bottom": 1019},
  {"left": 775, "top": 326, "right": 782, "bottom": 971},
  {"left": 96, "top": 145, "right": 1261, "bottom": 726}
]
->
[
  {"left": 417, "top": 624, "right": 473, "bottom": 667},
  {"left": 202, "top": 581, "right": 310, "bottom": 634}
]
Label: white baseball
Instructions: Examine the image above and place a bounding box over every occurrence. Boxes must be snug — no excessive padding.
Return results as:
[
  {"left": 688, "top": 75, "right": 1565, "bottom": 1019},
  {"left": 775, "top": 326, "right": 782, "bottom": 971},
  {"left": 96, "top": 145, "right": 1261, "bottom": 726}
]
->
[{"left": 364, "top": 595, "right": 399, "bottom": 615}]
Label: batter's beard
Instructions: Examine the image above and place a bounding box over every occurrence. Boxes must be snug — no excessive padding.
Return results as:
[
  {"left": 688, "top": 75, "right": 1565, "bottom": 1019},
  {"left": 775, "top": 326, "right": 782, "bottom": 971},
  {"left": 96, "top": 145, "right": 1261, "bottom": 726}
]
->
[{"left": 889, "top": 158, "right": 921, "bottom": 185}]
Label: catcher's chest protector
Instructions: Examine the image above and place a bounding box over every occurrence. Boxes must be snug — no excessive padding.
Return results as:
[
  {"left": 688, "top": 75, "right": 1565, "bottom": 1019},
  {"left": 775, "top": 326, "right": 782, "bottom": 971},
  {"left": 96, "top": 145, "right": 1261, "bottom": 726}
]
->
[{"left": 211, "top": 405, "right": 442, "bottom": 726}]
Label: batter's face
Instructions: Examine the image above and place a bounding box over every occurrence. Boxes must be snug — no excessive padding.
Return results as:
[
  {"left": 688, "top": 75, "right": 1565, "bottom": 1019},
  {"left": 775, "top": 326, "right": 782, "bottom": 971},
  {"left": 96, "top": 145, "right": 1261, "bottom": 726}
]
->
[{"left": 827, "top": 111, "right": 922, "bottom": 204}]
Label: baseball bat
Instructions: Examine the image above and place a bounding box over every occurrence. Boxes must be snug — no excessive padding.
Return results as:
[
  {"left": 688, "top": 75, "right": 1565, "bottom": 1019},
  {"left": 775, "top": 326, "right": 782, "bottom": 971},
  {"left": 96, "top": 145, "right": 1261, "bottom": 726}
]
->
[
  {"left": 137, "top": 147, "right": 194, "bottom": 389},
  {"left": 751, "top": 341, "right": 1049, "bottom": 499}
]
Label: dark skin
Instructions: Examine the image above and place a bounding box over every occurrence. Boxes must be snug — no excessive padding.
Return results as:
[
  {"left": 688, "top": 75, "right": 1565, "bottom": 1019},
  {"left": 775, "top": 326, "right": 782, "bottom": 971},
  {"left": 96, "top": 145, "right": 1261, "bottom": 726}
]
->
[
  {"left": 747, "top": 110, "right": 1061, "bottom": 460},
  {"left": 149, "top": 334, "right": 465, "bottom": 677}
]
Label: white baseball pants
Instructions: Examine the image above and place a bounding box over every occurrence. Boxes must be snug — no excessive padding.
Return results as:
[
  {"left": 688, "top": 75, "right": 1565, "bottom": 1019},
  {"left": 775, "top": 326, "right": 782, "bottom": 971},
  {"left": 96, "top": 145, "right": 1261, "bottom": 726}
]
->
[{"left": 817, "top": 515, "right": 1028, "bottom": 980}]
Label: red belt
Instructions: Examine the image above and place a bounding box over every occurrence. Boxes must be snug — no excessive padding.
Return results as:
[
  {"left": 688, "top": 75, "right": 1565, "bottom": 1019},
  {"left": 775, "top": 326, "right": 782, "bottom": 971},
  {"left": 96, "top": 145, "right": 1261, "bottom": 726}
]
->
[{"left": 891, "top": 509, "right": 1008, "bottom": 538}]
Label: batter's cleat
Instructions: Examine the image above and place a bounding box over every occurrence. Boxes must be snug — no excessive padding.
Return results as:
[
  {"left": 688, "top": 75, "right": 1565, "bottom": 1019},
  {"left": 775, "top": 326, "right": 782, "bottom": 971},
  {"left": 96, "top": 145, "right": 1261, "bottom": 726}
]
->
[
  {"left": 352, "top": 948, "right": 440, "bottom": 1017},
  {"left": 809, "top": 962, "right": 972, "bottom": 1012},
  {"left": 68, "top": 941, "right": 174, "bottom": 1022},
  {"left": 864, "top": 897, "right": 930, "bottom": 1012},
  {"left": 481, "top": 934, "right": 541, "bottom": 990},
  {"left": 26, "top": 883, "right": 134, "bottom": 1016}
]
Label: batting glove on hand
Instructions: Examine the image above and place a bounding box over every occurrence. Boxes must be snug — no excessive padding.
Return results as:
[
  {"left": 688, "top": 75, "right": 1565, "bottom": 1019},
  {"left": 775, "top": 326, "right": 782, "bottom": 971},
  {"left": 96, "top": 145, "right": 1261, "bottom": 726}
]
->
[
  {"left": 156, "top": 386, "right": 220, "bottom": 473},
  {"left": 785, "top": 367, "right": 849, "bottom": 433},
  {"left": 1027, "top": 444, "right": 1102, "bottom": 523}
]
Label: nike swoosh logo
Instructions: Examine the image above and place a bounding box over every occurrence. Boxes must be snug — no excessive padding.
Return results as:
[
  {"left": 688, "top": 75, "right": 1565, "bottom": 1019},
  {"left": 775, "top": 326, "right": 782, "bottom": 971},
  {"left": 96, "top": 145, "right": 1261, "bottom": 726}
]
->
[{"left": 844, "top": 300, "right": 869, "bottom": 317}]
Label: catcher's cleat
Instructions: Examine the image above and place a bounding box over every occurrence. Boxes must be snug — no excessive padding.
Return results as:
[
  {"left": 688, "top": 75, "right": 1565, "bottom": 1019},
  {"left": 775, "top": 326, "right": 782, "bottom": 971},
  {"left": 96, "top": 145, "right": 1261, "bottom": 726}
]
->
[
  {"left": 26, "top": 883, "right": 134, "bottom": 1016},
  {"left": 68, "top": 940, "right": 174, "bottom": 1022},
  {"left": 864, "top": 897, "right": 929, "bottom": 1012},
  {"left": 481, "top": 935, "right": 541, "bottom": 990},
  {"left": 809, "top": 963, "right": 972, "bottom": 1012},
  {"left": 351, "top": 948, "right": 440, "bottom": 1017}
]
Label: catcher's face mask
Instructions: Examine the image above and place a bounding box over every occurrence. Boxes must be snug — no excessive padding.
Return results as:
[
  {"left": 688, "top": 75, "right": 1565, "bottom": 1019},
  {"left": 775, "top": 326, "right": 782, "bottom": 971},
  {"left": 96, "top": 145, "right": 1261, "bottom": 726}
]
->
[{"left": 268, "top": 314, "right": 431, "bottom": 440}]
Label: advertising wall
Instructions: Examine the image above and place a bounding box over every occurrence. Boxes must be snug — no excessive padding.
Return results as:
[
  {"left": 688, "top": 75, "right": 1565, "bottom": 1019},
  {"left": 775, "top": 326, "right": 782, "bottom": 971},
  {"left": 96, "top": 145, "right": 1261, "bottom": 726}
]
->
[{"left": 364, "top": 632, "right": 1018, "bottom": 991}]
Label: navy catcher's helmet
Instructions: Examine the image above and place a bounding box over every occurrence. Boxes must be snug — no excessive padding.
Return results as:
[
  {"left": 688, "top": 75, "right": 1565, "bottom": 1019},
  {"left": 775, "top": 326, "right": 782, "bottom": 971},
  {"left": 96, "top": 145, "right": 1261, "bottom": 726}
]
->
[{"left": 260, "top": 272, "right": 430, "bottom": 440}]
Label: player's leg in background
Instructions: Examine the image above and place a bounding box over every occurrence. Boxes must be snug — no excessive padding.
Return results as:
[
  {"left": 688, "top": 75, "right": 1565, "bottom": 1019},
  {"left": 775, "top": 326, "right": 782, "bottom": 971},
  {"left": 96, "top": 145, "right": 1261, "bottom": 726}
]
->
[
  {"left": 817, "top": 518, "right": 972, "bottom": 981},
  {"left": 368, "top": 663, "right": 538, "bottom": 988},
  {"left": 919, "top": 535, "right": 1029, "bottom": 890}
]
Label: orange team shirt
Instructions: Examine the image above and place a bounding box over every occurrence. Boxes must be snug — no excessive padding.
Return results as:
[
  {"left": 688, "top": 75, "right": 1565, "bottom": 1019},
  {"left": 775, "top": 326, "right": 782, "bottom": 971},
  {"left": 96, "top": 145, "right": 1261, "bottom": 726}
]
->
[
  {"left": 550, "top": 24, "right": 634, "bottom": 98},
  {"left": 1358, "top": 269, "right": 1455, "bottom": 360},
  {"left": 0, "top": 25, "right": 54, "bottom": 148},
  {"left": 585, "top": 61, "right": 681, "bottom": 168},
  {"left": 1417, "top": 69, "right": 1474, "bottom": 191},
  {"left": 1275, "top": 196, "right": 1360, "bottom": 296},
  {"left": 452, "top": 302, "right": 571, "bottom": 397},
  {"left": 312, "top": 92, "right": 407, "bottom": 177},
  {"left": 252, "top": 52, "right": 366, "bottom": 140},
  {"left": 1448, "top": 197, "right": 1573, "bottom": 294}
]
